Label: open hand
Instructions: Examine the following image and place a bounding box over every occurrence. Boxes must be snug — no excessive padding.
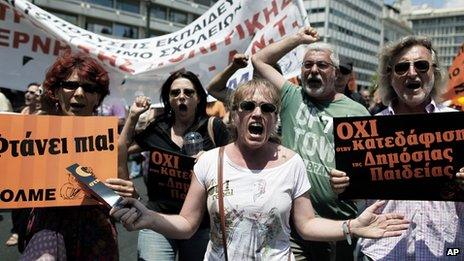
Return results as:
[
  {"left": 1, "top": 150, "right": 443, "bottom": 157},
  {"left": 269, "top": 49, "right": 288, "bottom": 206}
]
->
[{"left": 351, "top": 201, "right": 409, "bottom": 239}]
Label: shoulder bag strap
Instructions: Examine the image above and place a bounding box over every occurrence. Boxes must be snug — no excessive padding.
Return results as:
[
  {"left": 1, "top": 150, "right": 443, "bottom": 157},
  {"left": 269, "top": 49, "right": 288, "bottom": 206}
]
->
[
  {"left": 217, "top": 146, "right": 228, "bottom": 261},
  {"left": 208, "top": 117, "right": 216, "bottom": 147}
]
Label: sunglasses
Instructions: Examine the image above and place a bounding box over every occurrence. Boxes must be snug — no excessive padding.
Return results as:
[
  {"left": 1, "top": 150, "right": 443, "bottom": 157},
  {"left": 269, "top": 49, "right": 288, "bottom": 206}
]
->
[
  {"left": 392, "top": 60, "right": 431, "bottom": 76},
  {"left": 238, "top": 101, "right": 277, "bottom": 114},
  {"left": 169, "top": 88, "right": 196, "bottom": 98},
  {"left": 302, "top": 61, "right": 335, "bottom": 70},
  {"left": 59, "top": 81, "right": 101, "bottom": 94},
  {"left": 339, "top": 66, "right": 352, "bottom": 75}
]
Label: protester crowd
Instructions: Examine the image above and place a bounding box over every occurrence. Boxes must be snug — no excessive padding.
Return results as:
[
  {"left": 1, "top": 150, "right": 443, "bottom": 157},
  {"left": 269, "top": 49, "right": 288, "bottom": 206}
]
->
[{"left": 2, "top": 25, "right": 464, "bottom": 261}]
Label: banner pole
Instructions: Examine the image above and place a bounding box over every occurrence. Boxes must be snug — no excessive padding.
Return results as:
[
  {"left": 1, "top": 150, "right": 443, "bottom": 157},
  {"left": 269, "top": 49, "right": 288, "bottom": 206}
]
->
[{"left": 294, "top": 0, "right": 310, "bottom": 26}]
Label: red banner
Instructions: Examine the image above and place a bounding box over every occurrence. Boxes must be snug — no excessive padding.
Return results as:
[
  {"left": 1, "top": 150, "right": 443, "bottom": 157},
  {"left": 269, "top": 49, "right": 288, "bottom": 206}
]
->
[{"left": 445, "top": 43, "right": 464, "bottom": 109}]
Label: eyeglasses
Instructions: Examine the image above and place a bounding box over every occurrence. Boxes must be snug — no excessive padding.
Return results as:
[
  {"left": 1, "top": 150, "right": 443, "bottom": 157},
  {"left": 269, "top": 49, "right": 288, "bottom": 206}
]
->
[
  {"left": 169, "top": 88, "right": 196, "bottom": 98},
  {"left": 237, "top": 101, "right": 277, "bottom": 114},
  {"left": 59, "top": 81, "right": 101, "bottom": 94},
  {"left": 339, "top": 66, "right": 352, "bottom": 75},
  {"left": 392, "top": 60, "right": 431, "bottom": 76},
  {"left": 302, "top": 61, "right": 335, "bottom": 70}
]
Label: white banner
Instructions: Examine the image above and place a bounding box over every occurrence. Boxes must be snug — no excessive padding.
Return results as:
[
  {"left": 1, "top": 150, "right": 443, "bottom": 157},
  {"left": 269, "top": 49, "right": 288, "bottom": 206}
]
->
[{"left": 0, "top": 0, "right": 306, "bottom": 105}]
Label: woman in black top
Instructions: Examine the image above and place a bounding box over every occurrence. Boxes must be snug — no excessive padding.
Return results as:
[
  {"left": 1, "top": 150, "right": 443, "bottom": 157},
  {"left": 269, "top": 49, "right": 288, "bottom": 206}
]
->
[{"left": 119, "top": 70, "right": 229, "bottom": 261}]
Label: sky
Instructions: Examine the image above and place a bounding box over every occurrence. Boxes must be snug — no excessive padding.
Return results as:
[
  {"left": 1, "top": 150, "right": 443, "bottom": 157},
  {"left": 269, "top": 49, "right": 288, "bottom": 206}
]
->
[{"left": 384, "top": 0, "right": 464, "bottom": 9}]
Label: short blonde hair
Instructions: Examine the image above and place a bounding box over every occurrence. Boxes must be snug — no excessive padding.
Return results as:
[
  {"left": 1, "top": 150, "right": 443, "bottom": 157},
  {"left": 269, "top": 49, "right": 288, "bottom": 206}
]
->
[{"left": 228, "top": 79, "right": 281, "bottom": 143}]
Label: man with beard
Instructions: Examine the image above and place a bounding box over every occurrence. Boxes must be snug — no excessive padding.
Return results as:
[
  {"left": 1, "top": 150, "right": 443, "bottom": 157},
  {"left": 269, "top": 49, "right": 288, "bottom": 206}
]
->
[
  {"left": 331, "top": 36, "right": 464, "bottom": 260},
  {"left": 252, "top": 26, "right": 370, "bottom": 260}
]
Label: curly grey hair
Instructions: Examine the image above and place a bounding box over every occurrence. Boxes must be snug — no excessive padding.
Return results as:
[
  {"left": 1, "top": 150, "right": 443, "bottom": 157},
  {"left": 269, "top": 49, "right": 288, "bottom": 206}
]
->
[
  {"left": 378, "top": 36, "right": 447, "bottom": 105},
  {"left": 305, "top": 42, "right": 340, "bottom": 68}
]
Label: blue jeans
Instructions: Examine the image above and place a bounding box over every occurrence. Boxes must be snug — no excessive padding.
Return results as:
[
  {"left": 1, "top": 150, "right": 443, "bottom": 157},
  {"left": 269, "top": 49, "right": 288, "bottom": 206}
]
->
[{"left": 137, "top": 228, "right": 209, "bottom": 261}]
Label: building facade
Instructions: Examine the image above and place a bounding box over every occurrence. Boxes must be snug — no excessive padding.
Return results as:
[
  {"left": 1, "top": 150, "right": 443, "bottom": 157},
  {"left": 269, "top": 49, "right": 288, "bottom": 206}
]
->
[
  {"left": 30, "top": 0, "right": 216, "bottom": 39},
  {"left": 407, "top": 6, "right": 464, "bottom": 68},
  {"left": 381, "top": 3, "right": 413, "bottom": 47},
  {"left": 305, "top": 0, "right": 383, "bottom": 89}
]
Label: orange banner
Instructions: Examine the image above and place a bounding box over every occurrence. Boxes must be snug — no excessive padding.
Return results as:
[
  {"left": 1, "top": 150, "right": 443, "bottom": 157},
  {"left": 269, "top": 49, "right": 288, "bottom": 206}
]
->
[
  {"left": 445, "top": 43, "right": 464, "bottom": 109},
  {"left": 0, "top": 114, "right": 118, "bottom": 209}
]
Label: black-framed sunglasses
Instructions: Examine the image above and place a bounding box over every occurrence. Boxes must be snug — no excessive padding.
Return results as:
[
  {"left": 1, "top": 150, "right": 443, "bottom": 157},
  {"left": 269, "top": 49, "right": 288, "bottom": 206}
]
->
[
  {"left": 339, "top": 66, "right": 352, "bottom": 75},
  {"left": 238, "top": 100, "right": 277, "bottom": 114},
  {"left": 59, "top": 81, "right": 101, "bottom": 94},
  {"left": 302, "top": 61, "right": 335, "bottom": 70},
  {"left": 392, "top": 60, "right": 431, "bottom": 76},
  {"left": 169, "top": 88, "right": 196, "bottom": 98}
]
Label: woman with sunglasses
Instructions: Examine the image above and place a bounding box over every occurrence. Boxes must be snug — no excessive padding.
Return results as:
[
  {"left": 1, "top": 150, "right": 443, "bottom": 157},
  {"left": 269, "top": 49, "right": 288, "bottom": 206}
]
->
[
  {"left": 112, "top": 79, "right": 409, "bottom": 260},
  {"left": 119, "top": 70, "right": 230, "bottom": 261},
  {"left": 20, "top": 52, "right": 135, "bottom": 260}
]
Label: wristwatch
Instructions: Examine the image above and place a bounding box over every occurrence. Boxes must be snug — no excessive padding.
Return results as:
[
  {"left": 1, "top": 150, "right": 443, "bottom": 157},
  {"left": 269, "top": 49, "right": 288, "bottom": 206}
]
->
[{"left": 342, "top": 220, "right": 352, "bottom": 245}]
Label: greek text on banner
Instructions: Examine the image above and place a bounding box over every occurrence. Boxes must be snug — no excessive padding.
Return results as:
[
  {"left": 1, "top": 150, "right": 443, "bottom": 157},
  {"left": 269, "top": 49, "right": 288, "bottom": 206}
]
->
[{"left": 0, "top": 114, "right": 118, "bottom": 209}]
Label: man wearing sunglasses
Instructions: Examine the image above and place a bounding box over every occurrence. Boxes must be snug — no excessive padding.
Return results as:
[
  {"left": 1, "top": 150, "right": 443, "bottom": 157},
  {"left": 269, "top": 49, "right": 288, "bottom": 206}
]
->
[
  {"left": 334, "top": 56, "right": 354, "bottom": 95},
  {"left": 252, "top": 26, "right": 370, "bottom": 261},
  {"left": 330, "top": 36, "right": 464, "bottom": 260},
  {"left": 335, "top": 56, "right": 369, "bottom": 109}
]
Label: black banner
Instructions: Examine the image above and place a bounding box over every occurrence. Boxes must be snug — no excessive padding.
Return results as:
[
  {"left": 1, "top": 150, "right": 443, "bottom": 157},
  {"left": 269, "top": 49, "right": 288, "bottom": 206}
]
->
[
  {"left": 147, "top": 147, "right": 195, "bottom": 203},
  {"left": 334, "top": 112, "right": 464, "bottom": 201}
]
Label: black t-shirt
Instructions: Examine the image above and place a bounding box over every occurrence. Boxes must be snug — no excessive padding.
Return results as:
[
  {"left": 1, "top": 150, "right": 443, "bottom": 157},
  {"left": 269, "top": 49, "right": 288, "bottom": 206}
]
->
[{"left": 134, "top": 115, "right": 229, "bottom": 227}]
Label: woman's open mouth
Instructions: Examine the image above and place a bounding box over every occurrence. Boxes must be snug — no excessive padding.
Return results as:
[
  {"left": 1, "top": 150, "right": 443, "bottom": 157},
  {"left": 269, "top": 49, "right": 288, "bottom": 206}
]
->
[{"left": 178, "top": 104, "right": 188, "bottom": 112}]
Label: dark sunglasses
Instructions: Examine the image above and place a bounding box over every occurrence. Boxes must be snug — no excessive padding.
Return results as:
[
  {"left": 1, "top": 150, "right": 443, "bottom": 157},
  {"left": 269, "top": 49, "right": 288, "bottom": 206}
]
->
[
  {"left": 339, "top": 66, "right": 352, "bottom": 75},
  {"left": 238, "top": 100, "right": 277, "bottom": 114},
  {"left": 59, "top": 81, "right": 101, "bottom": 94},
  {"left": 393, "top": 60, "right": 431, "bottom": 76},
  {"left": 302, "top": 61, "right": 335, "bottom": 70},
  {"left": 169, "top": 88, "right": 196, "bottom": 98}
]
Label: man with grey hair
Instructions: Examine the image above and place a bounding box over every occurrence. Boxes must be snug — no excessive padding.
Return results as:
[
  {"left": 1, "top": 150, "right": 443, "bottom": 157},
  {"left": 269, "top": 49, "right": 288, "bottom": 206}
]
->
[
  {"left": 252, "top": 26, "right": 370, "bottom": 261},
  {"left": 376, "top": 36, "right": 447, "bottom": 114},
  {"left": 331, "top": 36, "right": 464, "bottom": 260}
]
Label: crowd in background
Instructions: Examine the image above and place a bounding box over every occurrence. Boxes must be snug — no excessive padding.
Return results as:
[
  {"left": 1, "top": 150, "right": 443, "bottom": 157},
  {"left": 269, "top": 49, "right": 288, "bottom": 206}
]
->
[{"left": 0, "top": 25, "right": 463, "bottom": 261}]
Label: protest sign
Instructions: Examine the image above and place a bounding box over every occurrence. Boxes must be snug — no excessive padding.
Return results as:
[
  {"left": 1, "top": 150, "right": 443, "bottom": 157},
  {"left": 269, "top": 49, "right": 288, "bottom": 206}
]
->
[
  {"left": 146, "top": 146, "right": 195, "bottom": 205},
  {"left": 0, "top": 114, "right": 118, "bottom": 208},
  {"left": 334, "top": 112, "right": 464, "bottom": 201},
  {"left": 0, "top": 0, "right": 306, "bottom": 104},
  {"left": 445, "top": 42, "right": 464, "bottom": 110}
]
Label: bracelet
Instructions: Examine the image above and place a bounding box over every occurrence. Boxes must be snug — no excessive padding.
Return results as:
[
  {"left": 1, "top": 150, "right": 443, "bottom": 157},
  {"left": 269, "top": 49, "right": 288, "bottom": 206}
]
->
[
  {"left": 342, "top": 220, "right": 352, "bottom": 245},
  {"left": 347, "top": 219, "right": 352, "bottom": 235}
]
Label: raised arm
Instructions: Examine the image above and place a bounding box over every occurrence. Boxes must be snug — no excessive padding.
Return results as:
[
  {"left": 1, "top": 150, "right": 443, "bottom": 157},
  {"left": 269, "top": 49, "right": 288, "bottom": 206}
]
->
[
  {"left": 207, "top": 53, "right": 248, "bottom": 103},
  {"left": 110, "top": 173, "right": 207, "bottom": 239},
  {"left": 117, "top": 96, "right": 150, "bottom": 180},
  {"left": 292, "top": 192, "right": 409, "bottom": 241},
  {"left": 252, "top": 26, "right": 319, "bottom": 89}
]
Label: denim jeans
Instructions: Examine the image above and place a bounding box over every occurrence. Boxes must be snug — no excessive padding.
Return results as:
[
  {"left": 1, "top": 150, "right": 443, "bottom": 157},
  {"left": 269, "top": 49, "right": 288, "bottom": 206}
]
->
[{"left": 137, "top": 227, "right": 209, "bottom": 261}]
